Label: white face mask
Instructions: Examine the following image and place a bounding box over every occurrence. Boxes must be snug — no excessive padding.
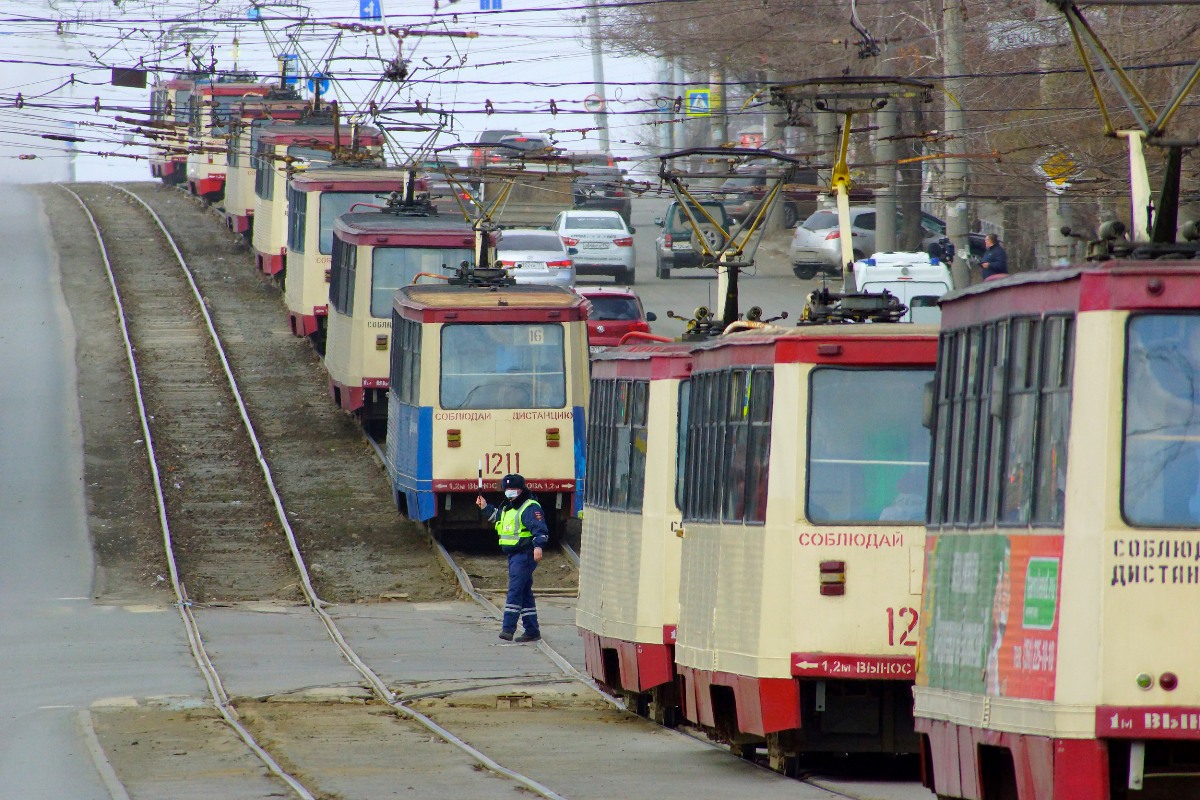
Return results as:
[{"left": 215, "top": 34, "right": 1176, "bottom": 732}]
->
[{"left": 504, "top": 489, "right": 520, "bottom": 500}]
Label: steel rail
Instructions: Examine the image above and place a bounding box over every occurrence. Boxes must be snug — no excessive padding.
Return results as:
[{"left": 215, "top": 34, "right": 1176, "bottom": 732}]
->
[
  {"left": 60, "top": 184, "right": 319, "bottom": 800},
  {"left": 105, "top": 182, "right": 573, "bottom": 800}
]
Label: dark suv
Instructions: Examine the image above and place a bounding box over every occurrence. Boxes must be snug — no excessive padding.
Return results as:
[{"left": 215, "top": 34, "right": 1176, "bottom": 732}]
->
[
  {"left": 653, "top": 200, "right": 731, "bottom": 279},
  {"left": 572, "top": 165, "right": 632, "bottom": 223}
]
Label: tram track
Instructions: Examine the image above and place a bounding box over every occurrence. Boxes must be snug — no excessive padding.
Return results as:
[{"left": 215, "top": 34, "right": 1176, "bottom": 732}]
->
[
  {"left": 61, "top": 183, "right": 578, "bottom": 800},
  {"left": 48, "top": 181, "right": 925, "bottom": 800}
]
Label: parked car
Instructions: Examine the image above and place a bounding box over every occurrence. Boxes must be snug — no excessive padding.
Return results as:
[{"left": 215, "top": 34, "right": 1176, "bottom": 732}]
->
[
  {"left": 576, "top": 286, "right": 657, "bottom": 350},
  {"left": 468, "top": 129, "right": 520, "bottom": 168},
  {"left": 789, "top": 206, "right": 986, "bottom": 280},
  {"left": 495, "top": 228, "right": 576, "bottom": 287},
  {"left": 552, "top": 209, "right": 636, "bottom": 284},
  {"left": 571, "top": 165, "right": 632, "bottom": 223},
  {"left": 653, "top": 199, "right": 731, "bottom": 279},
  {"left": 717, "top": 165, "right": 819, "bottom": 229}
]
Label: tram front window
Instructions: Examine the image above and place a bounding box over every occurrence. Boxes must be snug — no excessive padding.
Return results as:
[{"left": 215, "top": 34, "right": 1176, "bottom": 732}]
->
[
  {"left": 371, "top": 248, "right": 472, "bottom": 317},
  {"left": 807, "top": 368, "right": 933, "bottom": 523},
  {"left": 320, "top": 193, "right": 392, "bottom": 254},
  {"left": 1124, "top": 314, "right": 1200, "bottom": 527},
  {"left": 440, "top": 323, "right": 566, "bottom": 410}
]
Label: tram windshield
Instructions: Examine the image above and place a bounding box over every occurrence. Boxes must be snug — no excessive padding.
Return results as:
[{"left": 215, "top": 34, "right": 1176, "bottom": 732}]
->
[
  {"left": 371, "top": 248, "right": 472, "bottom": 317},
  {"left": 807, "top": 368, "right": 933, "bottom": 523},
  {"left": 319, "top": 193, "right": 388, "bottom": 254},
  {"left": 1124, "top": 314, "right": 1200, "bottom": 527},
  {"left": 440, "top": 323, "right": 566, "bottom": 409}
]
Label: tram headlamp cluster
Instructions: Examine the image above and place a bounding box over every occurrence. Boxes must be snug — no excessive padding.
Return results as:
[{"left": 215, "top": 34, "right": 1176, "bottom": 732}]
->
[
  {"left": 546, "top": 427, "right": 560, "bottom": 447},
  {"left": 376, "top": 334, "right": 388, "bottom": 351},
  {"left": 446, "top": 429, "right": 461, "bottom": 448}
]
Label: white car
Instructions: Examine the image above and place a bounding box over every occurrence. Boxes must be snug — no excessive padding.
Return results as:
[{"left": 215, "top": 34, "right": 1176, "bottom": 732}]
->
[
  {"left": 552, "top": 209, "right": 636, "bottom": 285},
  {"left": 494, "top": 229, "right": 576, "bottom": 287}
]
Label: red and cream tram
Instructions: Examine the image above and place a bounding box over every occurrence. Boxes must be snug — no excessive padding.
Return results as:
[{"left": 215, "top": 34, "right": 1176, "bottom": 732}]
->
[
  {"left": 222, "top": 96, "right": 308, "bottom": 235},
  {"left": 185, "top": 79, "right": 270, "bottom": 201},
  {"left": 251, "top": 120, "right": 384, "bottom": 276},
  {"left": 384, "top": 281, "right": 590, "bottom": 538},
  {"left": 916, "top": 263, "right": 1200, "bottom": 799},
  {"left": 148, "top": 74, "right": 198, "bottom": 185},
  {"left": 576, "top": 343, "right": 692, "bottom": 722},
  {"left": 673, "top": 324, "right": 937, "bottom": 771},
  {"left": 325, "top": 203, "right": 473, "bottom": 421},
  {"left": 284, "top": 167, "right": 425, "bottom": 344}
]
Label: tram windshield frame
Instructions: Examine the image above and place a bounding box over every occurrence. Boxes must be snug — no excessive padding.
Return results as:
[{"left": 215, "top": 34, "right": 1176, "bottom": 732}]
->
[
  {"left": 806, "top": 366, "right": 933, "bottom": 525},
  {"left": 439, "top": 323, "right": 567, "bottom": 410},
  {"left": 1123, "top": 312, "right": 1200, "bottom": 528}
]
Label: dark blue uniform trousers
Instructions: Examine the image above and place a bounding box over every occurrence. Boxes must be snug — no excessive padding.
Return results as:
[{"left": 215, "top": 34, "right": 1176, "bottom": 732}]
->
[{"left": 503, "top": 550, "right": 540, "bottom": 636}]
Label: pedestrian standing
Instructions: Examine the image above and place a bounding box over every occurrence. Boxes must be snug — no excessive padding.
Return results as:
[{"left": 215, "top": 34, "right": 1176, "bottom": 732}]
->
[
  {"left": 476, "top": 473, "right": 547, "bottom": 642},
  {"left": 980, "top": 233, "right": 1009, "bottom": 280}
]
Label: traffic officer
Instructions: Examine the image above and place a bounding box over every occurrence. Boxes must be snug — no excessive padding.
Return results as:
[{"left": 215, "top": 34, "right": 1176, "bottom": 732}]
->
[{"left": 476, "top": 473, "right": 547, "bottom": 642}]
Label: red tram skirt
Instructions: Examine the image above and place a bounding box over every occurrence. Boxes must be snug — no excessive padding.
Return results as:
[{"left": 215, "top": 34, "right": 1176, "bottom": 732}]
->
[
  {"left": 579, "top": 629, "right": 674, "bottom": 694},
  {"left": 255, "top": 248, "right": 285, "bottom": 276},
  {"left": 917, "top": 718, "right": 1109, "bottom": 800},
  {"left": 676, "top": 664, "right": 801, "bottom": 737}
]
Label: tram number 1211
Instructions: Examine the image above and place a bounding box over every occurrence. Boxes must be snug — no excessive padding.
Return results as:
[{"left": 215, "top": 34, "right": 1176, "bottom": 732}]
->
[
  {"left": 483, "top": 452, "right": 521, "bottom": 476},
  {"left": 886, "top": 607, "right": 919, "bottom": 647}
]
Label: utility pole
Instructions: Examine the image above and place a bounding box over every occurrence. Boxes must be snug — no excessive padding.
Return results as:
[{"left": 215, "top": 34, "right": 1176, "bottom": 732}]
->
[
  {"left": 943, "top": 0, "right": 971, "bottom": 288},
  {"left": 585, "top": 0, "right": 610, "bottom": 152},
  {"left": 875, "top": 101, "right": 898, "bottom": 253},
  {"left": 710, "top": 65, "right": 727, "bottom": 147}
]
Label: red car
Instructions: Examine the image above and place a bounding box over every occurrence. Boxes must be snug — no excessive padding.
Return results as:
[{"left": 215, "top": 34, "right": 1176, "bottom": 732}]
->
[{"left": 576, "top": 287, "right": 658, "bottom": 351}]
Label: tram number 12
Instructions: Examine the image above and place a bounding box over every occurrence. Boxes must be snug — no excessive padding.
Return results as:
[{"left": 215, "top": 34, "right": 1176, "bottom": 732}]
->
[
  {"left": 484, "top": 452, "right": 521, "bottom": 475},
  {"left": 887, "top": 607, "right": 919, "bottom": 647}
]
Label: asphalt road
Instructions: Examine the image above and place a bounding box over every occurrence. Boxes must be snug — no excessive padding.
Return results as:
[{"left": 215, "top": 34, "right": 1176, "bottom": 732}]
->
[
  {"left": 576, "top": 195, "right": 818, "bottom": 335},
  {"left": 0, "top": 185, "right": 201, "bottom": 799}
]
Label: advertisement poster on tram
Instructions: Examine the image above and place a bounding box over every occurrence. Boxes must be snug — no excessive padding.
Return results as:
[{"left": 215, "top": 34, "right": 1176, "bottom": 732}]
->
[{"left": 919, "top": 534, "right": 1064, "bottom": 700}]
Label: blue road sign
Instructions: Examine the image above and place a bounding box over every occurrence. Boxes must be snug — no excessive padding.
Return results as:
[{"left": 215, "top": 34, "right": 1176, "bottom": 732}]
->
[
  {"left": 247, "top": 7, "right": 261, "bottom": 20},
  {"left": 307, "top": 73, "right": 331, "bottom": 95},
  {"left": 480, "top": 0, "right": 502, "bottom": 10},
  {"left": 360, "top": 0, "right": 382, "bottom": 20},
  {"left": 685, "top": 88, "right": 710, "bottom": 117}
]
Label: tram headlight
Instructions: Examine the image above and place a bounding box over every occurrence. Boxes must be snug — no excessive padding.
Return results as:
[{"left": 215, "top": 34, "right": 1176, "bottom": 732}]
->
[
  {"left": 1160, "top": 672, "right": 1179, "bottom": 691},
  {"left": 1136, "top": 672, "right": 1154, "bottom": 690}
]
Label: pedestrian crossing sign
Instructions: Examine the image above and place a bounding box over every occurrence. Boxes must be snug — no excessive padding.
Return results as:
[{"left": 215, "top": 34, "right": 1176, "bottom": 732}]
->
[{"left": 685, "top": 88, "right": 711, "bottom": 117}]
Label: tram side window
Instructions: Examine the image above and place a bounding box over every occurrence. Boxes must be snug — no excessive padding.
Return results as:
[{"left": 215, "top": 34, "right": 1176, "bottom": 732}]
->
[
  {"left": 371, "top": 248, "right": 473, "bottom": 318},
  {"left": 389, "top": 317, "right": 421, "bottom": 406},
  {"left": 329, "top": 236, "right": 357, "bottom": 315},
  {"left": 929, "top": 315, "right": 1073, "bottom": 528},
  {"left": 681, "top": 368, "right": 773, "bottom": 524},
  {"left": 808, "top": 368, "right": 932, "bottom": 524},
  {"left": 1123, "top": 314, "right": 1200, "bottom": 527},
  {"left": 439, "top": 323, "right": 566, "bottom": 410},
  {"left": 675, "top": 379, "right": 691, "bottom": 513},
  {"left": 174, "top": 91, "right": 191, "bottom": 125},
  {"left": 587, "top": 380, "right": 610, "bottom": 507},
  {"left": 286, "top": 185, "right": 306, "bottom": 254},
  {"left": 584, "top": 378, "right": 648, "bottom": 512},
  {"left": 253, "top": 142, "right": 273, "bottom": 200}
]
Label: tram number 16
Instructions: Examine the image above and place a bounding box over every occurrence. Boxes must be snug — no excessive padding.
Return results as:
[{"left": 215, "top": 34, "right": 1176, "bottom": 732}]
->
[
  {"left": 484, "top": 452, "right": 521, "bottom": 476},
  {"left": 886, "top": 607, "right": 919, "bottom": 647}
]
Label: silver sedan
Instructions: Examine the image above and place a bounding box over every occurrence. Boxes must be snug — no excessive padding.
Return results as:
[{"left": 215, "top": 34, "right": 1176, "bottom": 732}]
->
[
  {"left": 494, "top": 229, "right": 577, "bottom": 287},
  {"left": 552, "top": 209, "right": 636, "bottom": 285}
]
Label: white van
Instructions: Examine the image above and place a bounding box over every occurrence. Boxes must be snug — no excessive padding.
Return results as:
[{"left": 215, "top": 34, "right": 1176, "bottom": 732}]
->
[{"left": 854, "top": 252, "right": 953, "bottom": 324}]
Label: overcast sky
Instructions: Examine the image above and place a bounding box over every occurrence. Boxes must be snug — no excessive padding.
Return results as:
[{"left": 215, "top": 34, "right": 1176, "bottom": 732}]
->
[{"left": 0, "top": 0, "right": 668, "bottom": 182}]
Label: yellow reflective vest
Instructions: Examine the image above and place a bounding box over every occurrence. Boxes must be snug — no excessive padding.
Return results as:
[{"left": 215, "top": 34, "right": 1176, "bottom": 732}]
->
[{"left": 497, "top": 498, "right": 538, "bottom": 548}]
